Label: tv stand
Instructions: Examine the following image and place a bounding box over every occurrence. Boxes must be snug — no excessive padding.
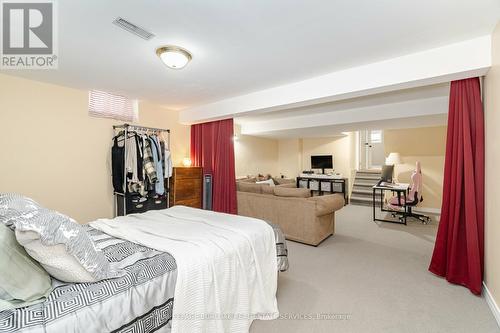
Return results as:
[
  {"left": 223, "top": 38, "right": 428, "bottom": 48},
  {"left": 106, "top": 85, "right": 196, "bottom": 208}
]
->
[{"left": 296, "top": 175, "right": 349, "bottom": 205}]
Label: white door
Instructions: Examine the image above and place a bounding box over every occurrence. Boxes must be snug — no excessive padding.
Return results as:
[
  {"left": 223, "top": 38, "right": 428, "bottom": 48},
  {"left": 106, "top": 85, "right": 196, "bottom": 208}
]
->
[{"left": 359, "top": 130, "right": 384, "bottom": 170}]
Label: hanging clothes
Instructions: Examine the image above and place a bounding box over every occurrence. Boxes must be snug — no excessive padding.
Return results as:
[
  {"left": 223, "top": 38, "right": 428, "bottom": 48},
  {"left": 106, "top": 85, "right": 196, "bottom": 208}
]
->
[
  {"left": 150, "top": 135, "right": 165, "bottom": 195},
  {"left": 126, "top": 134, "right": 146, "bottom": 196},
  {"left": 111, "top": 128, "right": 170, "bottom": 207},
  {"left": 111, "top": 135, "right": 125, "bottom": 193},
  {"left": 142, "top": 137, "right": 157, "bottom": 183},
  {"left": 160, "top": 139, "right": 173, "bottom": 178}
]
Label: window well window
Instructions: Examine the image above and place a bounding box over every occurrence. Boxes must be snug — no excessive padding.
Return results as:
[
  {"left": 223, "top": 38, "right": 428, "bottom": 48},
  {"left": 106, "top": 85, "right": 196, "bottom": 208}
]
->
[{"left": 88, "top": 90, "right": 138, "bottom": 122}]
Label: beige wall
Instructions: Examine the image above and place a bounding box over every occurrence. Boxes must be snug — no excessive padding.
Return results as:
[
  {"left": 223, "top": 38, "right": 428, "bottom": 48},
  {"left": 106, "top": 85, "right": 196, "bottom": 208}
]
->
[
  {"left": 0, "top": 74, "right": 190, "bottom": 223},
  {"left": 384, "top": 126, "right": 446, "bottom": 209},
  {"left": 484, "top": 22, "right": 500, "bottom": 313},
  {"left": 233, "top": 125, "right": 279, "bottom": 177},
  {"left": 278, "top": 138, "right": 302, "bottom": 178},
  {"left": 301, "top": 135, "right": 354, "bottom": 180}
]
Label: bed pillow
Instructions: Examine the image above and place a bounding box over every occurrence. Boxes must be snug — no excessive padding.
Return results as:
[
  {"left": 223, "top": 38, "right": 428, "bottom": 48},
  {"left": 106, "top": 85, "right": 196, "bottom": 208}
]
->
[
  {"left": 0, "top": 193, "right": 41, "bottom": 230},
  {"left": 0, "top": 223, "right": 52, "bottom": 311},
  {"left": 0, "top": 193, "right": 123, "bottom": 283}
]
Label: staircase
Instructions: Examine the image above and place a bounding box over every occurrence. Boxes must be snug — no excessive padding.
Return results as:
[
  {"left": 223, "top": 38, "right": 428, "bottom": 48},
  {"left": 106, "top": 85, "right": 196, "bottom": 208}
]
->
[{"left": 350, "top": 170, "right": 382, "bottom": 206}]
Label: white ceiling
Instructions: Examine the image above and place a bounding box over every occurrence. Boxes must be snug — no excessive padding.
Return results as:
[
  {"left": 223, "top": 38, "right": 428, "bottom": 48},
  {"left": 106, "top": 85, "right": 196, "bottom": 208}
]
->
[{"left": 2, "top": 0, "right": 499, "bottom": 110}]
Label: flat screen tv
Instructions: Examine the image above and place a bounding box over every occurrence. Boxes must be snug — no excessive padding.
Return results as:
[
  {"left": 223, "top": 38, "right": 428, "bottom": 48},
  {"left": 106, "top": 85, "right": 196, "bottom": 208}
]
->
[{"left": 311, "top": 155, "right": 333, "bottom": 173}]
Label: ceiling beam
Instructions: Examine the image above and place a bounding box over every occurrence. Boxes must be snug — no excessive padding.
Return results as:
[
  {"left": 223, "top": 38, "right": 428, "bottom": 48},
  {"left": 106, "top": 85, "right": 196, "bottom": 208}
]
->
[
  {"left": 180, "top": 35, "right": 491, "bottom": 124},
  {"left": 241, "top": 95, "right": 448, "bottom": 136}
]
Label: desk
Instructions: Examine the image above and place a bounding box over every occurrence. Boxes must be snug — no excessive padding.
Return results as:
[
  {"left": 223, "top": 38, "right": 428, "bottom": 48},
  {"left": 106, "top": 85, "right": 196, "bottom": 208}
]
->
[{"left": 372, "top": 182, "right": 409, "bottom": 225}]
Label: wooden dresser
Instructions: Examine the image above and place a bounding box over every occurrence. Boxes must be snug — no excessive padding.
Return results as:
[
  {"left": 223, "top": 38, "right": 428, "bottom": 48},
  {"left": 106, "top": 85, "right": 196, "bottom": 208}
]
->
[{"left": 169, "top": 167, "right": 203, "bottom": 208}]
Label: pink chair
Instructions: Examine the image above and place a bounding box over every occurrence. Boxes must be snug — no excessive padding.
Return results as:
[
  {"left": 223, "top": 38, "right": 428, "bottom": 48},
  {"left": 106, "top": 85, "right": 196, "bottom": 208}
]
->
[{"left": 387, "top": 161, "right": 431, "bottom": 224}]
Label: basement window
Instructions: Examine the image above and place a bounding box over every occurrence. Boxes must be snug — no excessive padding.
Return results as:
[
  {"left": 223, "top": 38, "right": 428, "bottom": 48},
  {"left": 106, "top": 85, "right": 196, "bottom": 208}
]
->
[
  {"left": 370, "top": 130, "right": 382, "bottom": 143},
  {"left": 88, "top": 90, "right": 139, "bottom": 122}
]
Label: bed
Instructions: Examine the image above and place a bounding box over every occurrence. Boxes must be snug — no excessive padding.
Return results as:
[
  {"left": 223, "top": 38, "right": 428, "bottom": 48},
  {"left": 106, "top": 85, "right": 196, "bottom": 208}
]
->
[{"left": 0, "top": 208, "right": 289, "bottom": 333}]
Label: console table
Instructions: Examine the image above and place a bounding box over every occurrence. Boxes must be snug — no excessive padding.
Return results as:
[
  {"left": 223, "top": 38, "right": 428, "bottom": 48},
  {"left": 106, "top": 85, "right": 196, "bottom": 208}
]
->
[{"left": 296, "top": 175, "right": 349, "bottom": 204}]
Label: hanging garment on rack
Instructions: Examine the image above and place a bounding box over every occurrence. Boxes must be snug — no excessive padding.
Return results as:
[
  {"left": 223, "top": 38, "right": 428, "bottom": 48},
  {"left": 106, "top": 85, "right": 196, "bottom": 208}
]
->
[
  {"left": 111, "top": 136, "right": 125, "bottom": 193},
  {"left": 126, "top": 134, "right": 146, "bottom": 196},
  {"left": 125, "top": 135, "right": 138, "bottom": 183},
  {"left": 142, "top": 138, "right": 157, "bottom": 183},
  {"left": 150, "top": 136, "right": 165, "bottom": 195},
  {"left": 136, "top": 134, "right": 144, "bottom": 182},
  {"left": 160, "top": 140, "right": 173, "bottom": 178}
]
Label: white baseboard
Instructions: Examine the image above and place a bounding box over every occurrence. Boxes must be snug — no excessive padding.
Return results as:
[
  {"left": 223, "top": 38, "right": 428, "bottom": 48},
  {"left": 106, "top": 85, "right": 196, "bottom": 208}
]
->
[{"left": 483, "top": 282, "right": 500, "bottom": 328}]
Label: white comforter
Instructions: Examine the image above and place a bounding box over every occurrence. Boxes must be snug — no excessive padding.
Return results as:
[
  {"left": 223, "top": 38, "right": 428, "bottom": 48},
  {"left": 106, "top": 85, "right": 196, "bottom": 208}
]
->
[{"left": 90, "top": 206, "right": 278, "bottom": 333}]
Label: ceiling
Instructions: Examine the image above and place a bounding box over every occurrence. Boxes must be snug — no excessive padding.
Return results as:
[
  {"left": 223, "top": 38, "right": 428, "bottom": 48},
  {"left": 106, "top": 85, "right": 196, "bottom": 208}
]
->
[{"left": 2, "top": 0, "right": 499, "bottom": 110}]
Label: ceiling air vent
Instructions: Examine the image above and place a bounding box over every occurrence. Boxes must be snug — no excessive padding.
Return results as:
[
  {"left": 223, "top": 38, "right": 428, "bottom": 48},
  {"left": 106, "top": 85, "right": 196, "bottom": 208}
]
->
[{"left": 113, "top": 17, "right": 155, "bottom": 40}]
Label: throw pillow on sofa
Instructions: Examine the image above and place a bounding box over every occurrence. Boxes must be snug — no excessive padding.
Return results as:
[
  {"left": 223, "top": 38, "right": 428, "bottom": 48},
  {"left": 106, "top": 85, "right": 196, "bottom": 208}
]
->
[{"left": 256, "top": 179, "right": 275, "bottom": 187}]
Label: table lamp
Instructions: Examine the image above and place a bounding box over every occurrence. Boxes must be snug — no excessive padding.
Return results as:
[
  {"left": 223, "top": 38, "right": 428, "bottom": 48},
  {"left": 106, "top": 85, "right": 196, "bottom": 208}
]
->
[{"left": 385, "top": 152, "right": 402, "bottom": 182}]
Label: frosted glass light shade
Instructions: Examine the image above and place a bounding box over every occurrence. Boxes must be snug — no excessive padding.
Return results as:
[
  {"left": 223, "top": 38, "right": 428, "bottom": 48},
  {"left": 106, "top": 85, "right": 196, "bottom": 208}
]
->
[{"left": 156, "top": 46, "right": 192, "bottom": 69}]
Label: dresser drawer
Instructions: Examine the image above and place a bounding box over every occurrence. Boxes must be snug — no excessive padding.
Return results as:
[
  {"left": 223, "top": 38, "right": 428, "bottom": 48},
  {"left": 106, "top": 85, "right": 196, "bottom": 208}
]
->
[
  {"left": 170, "top": 167, "right": 203, "bottom": 209},
  {"left": 174, "top": 167, "right": 202, "bottom": 179},
  {"left": 174, "top": 179, "right": 202, "bottom": 201}
]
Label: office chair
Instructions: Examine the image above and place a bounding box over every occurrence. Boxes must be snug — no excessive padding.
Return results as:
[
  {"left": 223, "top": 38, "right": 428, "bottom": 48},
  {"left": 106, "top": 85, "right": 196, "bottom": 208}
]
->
[{"left": 387, "top": 161, "right": 431, "bottom": 224}]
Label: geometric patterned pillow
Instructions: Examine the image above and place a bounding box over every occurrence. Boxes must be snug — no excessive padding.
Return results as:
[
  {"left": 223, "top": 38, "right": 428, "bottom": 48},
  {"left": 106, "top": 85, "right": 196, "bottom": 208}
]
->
[{"left": 0, "top": 193, "right": 124, "bottom": 282}]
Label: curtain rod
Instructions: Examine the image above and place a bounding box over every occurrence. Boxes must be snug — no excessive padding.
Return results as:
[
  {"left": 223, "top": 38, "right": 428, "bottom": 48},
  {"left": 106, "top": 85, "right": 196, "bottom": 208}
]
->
[{"left": 113, "top": 123, "right": 170, "bottom": 133}]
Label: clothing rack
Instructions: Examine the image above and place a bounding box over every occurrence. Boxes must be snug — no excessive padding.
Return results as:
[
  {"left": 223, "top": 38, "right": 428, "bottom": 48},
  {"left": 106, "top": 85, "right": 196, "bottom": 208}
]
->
[{"left": 112, "top": 123, "right": 171, "bottom": 216}]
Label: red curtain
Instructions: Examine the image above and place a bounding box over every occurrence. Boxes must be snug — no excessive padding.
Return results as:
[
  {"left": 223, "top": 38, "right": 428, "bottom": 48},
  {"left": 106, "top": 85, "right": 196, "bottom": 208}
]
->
[
  {"left": 190, "top": 119, "right": 237, "bottom": 214},
  {"left": 429, "top": 77, "right": 485, "bottom": 295}
]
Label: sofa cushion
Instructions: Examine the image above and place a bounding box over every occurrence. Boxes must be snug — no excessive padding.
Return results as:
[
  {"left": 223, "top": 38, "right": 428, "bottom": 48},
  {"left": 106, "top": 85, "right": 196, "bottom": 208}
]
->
[
  {"left": 274, "top": 187, "right": 311, "bottom": 198},
  {"left": 261, "top": 184, "right": 275, "bottom": 195},
  {"left": 308, "top": 194, "right": 345, "bottom": 216},
  {"left": 238, "top": 182, "right": 262, "bottom": 194},
  {"left": 276, "top": 182, "right": 296, "bottom": 189},
  {"left": 273, "top": 177, "right": 295, "bottom": 185}
]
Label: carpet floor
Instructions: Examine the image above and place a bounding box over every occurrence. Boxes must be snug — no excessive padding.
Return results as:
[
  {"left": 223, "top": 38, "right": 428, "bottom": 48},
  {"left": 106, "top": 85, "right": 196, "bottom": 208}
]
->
[{"left": 251, "top": 205, "right": 499, "bottom": 333}]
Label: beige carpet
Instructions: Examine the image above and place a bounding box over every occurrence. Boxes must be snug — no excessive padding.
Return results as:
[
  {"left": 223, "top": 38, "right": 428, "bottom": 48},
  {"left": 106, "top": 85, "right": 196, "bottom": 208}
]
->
[{"left": 251, "top": 205, "right": 499, "bottom": 333}]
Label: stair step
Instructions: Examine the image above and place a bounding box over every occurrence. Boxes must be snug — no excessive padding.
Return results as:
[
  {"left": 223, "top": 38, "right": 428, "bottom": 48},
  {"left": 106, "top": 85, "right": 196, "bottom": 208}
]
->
[
  {"left": 353, "top": 182, "right": 378, "bottom": 187},
  {"left": 351, "top": 188, "right": 374, "bottom": 195},
  {"left": 356, "top": 176, "right": 381, "bottom": 179}
]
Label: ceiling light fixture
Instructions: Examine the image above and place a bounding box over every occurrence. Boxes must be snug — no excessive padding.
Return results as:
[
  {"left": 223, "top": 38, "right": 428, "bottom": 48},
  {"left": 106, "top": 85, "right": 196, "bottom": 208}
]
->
[{"left": 156, "top": 45, "right": 192, "bottom": 69}]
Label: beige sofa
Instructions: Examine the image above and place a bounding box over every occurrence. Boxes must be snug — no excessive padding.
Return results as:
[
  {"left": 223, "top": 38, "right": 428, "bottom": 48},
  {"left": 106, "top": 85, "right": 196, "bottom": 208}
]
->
[{"left": 236, "top": 179, "right": 345, "bottom": 246}]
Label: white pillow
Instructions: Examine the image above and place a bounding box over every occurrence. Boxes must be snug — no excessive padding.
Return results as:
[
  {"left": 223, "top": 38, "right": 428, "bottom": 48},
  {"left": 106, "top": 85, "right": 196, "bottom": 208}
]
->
[
  {"left": 256, "top": 178, "right": 275, "bottom": 187},
  {"left": 15, "top": 230, "right": 97, "bottom": 283}
]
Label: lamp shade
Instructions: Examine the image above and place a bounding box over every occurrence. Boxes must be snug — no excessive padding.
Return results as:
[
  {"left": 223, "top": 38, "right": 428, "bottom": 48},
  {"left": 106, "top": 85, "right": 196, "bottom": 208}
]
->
[{"left": 385, "top": 152, "right": 402, "bottom": 165}]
